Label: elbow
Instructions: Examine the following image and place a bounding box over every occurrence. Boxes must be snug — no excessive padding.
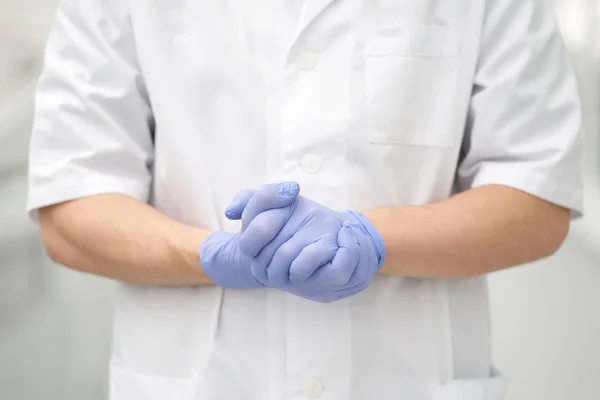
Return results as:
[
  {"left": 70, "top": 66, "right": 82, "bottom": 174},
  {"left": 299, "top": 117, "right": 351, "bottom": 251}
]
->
[
  {"left": 39, "top": 221, "right": 69, "bottom": 267},
  {"left": 536, "top": 207, "right": 571, "bottom": 260},
  {"left": 38, "top": 207, "right": 81, "bottom": 271},
  {"left": 547, "top": 222, "right": 570, "bottom": 257}
]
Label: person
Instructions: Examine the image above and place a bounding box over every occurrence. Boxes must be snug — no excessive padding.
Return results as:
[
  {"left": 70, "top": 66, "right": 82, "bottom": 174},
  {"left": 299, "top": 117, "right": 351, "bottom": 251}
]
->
[{"left": 27, "top": 0, "right": 583, "bottom": 399}]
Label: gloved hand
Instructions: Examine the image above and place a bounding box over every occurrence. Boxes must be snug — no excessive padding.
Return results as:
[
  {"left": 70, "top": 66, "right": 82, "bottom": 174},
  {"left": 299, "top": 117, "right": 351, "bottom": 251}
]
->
[
  {"left": 200, "top": 231, "right": 260, "bottom": 288},
  {"left": 200, "top": 182, "right": 300, "bottom": 288},
  {"left": 283, "top": 221, "right": 383, "bottom": 303},
  {"left": 225, "top": 185, "right": 386, "bottom": 301}
]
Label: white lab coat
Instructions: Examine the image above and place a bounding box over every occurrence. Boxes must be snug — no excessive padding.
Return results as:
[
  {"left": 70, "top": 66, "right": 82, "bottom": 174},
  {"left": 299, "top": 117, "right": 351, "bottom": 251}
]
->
[{"left": 27, "top": 0, "right": 583, "bottom": 399}]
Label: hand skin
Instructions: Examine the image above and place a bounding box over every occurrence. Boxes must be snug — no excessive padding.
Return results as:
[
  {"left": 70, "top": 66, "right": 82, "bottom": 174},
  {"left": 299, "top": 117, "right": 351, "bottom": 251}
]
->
[
  {"left": 39, "top": 194, "right": 212, "bottom": 286},
  {"left": 366, "top": 184, "right": 570, "bottom": 279},
  {"left": 39, "top": 184, "right": 569, "bottom": 286}
]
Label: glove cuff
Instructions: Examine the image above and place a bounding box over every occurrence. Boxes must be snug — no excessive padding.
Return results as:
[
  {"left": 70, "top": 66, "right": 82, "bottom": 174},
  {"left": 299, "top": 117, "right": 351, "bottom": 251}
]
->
[
  {"left": 200, "top": 232, "right": 265, "bottom": 289},
  {"left": 347, "top": 210, "right": 387, "bottom": 270}
]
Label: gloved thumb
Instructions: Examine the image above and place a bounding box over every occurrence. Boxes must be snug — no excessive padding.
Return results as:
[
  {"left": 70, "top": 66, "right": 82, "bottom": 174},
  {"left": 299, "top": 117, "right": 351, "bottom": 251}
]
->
[
  {"left": 225, "top": 189, "right": 256, "bottom": 220},
  {"left": 225, "top": 182, "right": 300, "bottom": 222},
  {"left": 239, "top": 182, "right": 300, "bottom": 230}
]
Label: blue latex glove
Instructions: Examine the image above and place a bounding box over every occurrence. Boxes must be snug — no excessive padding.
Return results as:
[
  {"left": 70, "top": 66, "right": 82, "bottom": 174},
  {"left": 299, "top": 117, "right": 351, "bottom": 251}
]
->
[
  {"left": 284, "top": 221, "right": 382, "bottom": 303},
  {"left": 225, "top": 187, "right": 386, "bottom": 300},
  {"left": 200, "top": 182, "right": 300, "bottom": 288},
  {"left": 200, "top": 231, "right": 260, "bottom": 288}
]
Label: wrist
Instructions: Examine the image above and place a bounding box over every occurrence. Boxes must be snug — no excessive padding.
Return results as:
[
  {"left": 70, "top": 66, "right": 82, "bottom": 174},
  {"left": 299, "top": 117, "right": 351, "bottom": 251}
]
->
[
  {"left": 199, "top": 231, "right": 229, "bottom": 286},
  {"left": 168, "top": 225, "right": 214, "bottom": 285},
  {"left": 347, "top": 210, "right": 387, "bottom": 269},
  {"left": 181, "top": 227, "right": 214, "bottom": 284}
]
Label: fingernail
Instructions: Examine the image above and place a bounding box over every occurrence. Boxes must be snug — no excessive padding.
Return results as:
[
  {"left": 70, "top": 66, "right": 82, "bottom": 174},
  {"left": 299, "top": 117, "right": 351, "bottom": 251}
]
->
[
  {"left": 224, "top": 204, "right": 238, "bottom": 216},
  {"left": 277, "top": 181, "right": 300, "bottom": 197}
]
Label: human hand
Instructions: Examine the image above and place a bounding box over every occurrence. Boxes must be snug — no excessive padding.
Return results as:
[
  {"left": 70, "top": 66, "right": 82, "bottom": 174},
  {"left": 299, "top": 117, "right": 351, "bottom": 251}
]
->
[
  {"left": 200, "top": 182, "right": 300, "bottom": 288},
  {"left": 225, "top": 184, "right": 386, "bottom": 301},
  {"left": 283, "top": 221, "right": 383, "bottom": 303}
]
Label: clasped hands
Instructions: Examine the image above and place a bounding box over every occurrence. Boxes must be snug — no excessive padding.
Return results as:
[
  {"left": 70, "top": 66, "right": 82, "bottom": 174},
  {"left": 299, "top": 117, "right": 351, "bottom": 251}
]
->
[{"left": 200, "top": 182, "right": 386, "bottom": 303}]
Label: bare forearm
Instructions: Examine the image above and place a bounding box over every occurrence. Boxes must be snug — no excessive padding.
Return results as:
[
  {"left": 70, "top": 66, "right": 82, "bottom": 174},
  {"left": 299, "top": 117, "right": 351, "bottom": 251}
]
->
[
  {"left": 365, "top": 185, "right": 571, "bottom": 279},
  {"left": 39, "top": 194, "right": 213, "bottom": 286}
]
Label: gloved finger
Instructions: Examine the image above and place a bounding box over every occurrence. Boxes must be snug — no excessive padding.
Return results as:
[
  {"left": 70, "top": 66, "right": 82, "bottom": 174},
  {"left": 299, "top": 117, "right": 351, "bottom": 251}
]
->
[
  {"left": 318, "top": 280, "right": 370, "bottom": 303},
  {"left": 241, "top": 182, "right": 300, "bottom": 231},
  {"left": 225, "top": 190, "right": 256, "bottom": 220},
  {"left": 310, "top": 225, "right": 360, "bottom": 286},
  {"left": 248, "top": 218, "right": 306, "bottom": 284},
  {"left": 288, "top": 240, "right": 338, "bottom": 284},
  {"left": 240, "top": 207, "right": 294, "bottom": 258},
  {"left": 288, "top": 279, "right": 367, "bottom": 303},
  {"left": 265, "top": 237, "right": 308, "bottom": 287}
]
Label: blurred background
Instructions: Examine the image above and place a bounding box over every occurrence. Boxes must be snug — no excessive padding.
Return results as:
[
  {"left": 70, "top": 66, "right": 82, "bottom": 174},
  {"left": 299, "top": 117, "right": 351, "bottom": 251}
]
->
[{"left": 0, "top": 1, "right": 599, "bottom": 399}]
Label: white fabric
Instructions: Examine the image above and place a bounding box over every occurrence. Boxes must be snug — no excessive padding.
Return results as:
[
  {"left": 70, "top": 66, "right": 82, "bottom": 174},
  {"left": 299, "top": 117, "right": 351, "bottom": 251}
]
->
[{"left": 27, "top": 0, "right": 583, "bottom": 399}]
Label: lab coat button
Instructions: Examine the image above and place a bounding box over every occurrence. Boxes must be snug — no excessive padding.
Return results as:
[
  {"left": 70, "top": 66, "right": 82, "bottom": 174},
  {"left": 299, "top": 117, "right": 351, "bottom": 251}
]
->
[
  {"left": 301, "top": 154, "right": 323, "bottom": 174},
  {"left": 302, "top": 378, "right": 324, "bottom": 398},
  {"left": 298, "top": 51, "right": 317, "bottom": 71}
]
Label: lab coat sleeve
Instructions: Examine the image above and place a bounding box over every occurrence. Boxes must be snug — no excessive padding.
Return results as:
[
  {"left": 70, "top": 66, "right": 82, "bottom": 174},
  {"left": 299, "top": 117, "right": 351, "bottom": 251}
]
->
[
  {"left": 27, "top": 0, "right": 154, "bottom": 221},
  {"left": 456, "top": 0, "right": 584, "bottom": 218}
]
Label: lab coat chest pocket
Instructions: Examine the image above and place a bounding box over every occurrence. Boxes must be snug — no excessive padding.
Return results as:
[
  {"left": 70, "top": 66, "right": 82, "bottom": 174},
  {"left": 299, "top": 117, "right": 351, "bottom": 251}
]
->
[
  {"left": 432, "top": 370, "right": 508, "bottom": 400},
  {"left": 365, "top": 24, "right": 459, "bottom": 147}
]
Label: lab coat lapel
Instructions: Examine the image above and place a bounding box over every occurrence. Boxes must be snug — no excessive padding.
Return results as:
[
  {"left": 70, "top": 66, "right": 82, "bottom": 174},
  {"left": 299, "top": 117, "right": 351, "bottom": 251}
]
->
[{"left": 295, "top": 0, "right": 337, "bottom": 37}]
